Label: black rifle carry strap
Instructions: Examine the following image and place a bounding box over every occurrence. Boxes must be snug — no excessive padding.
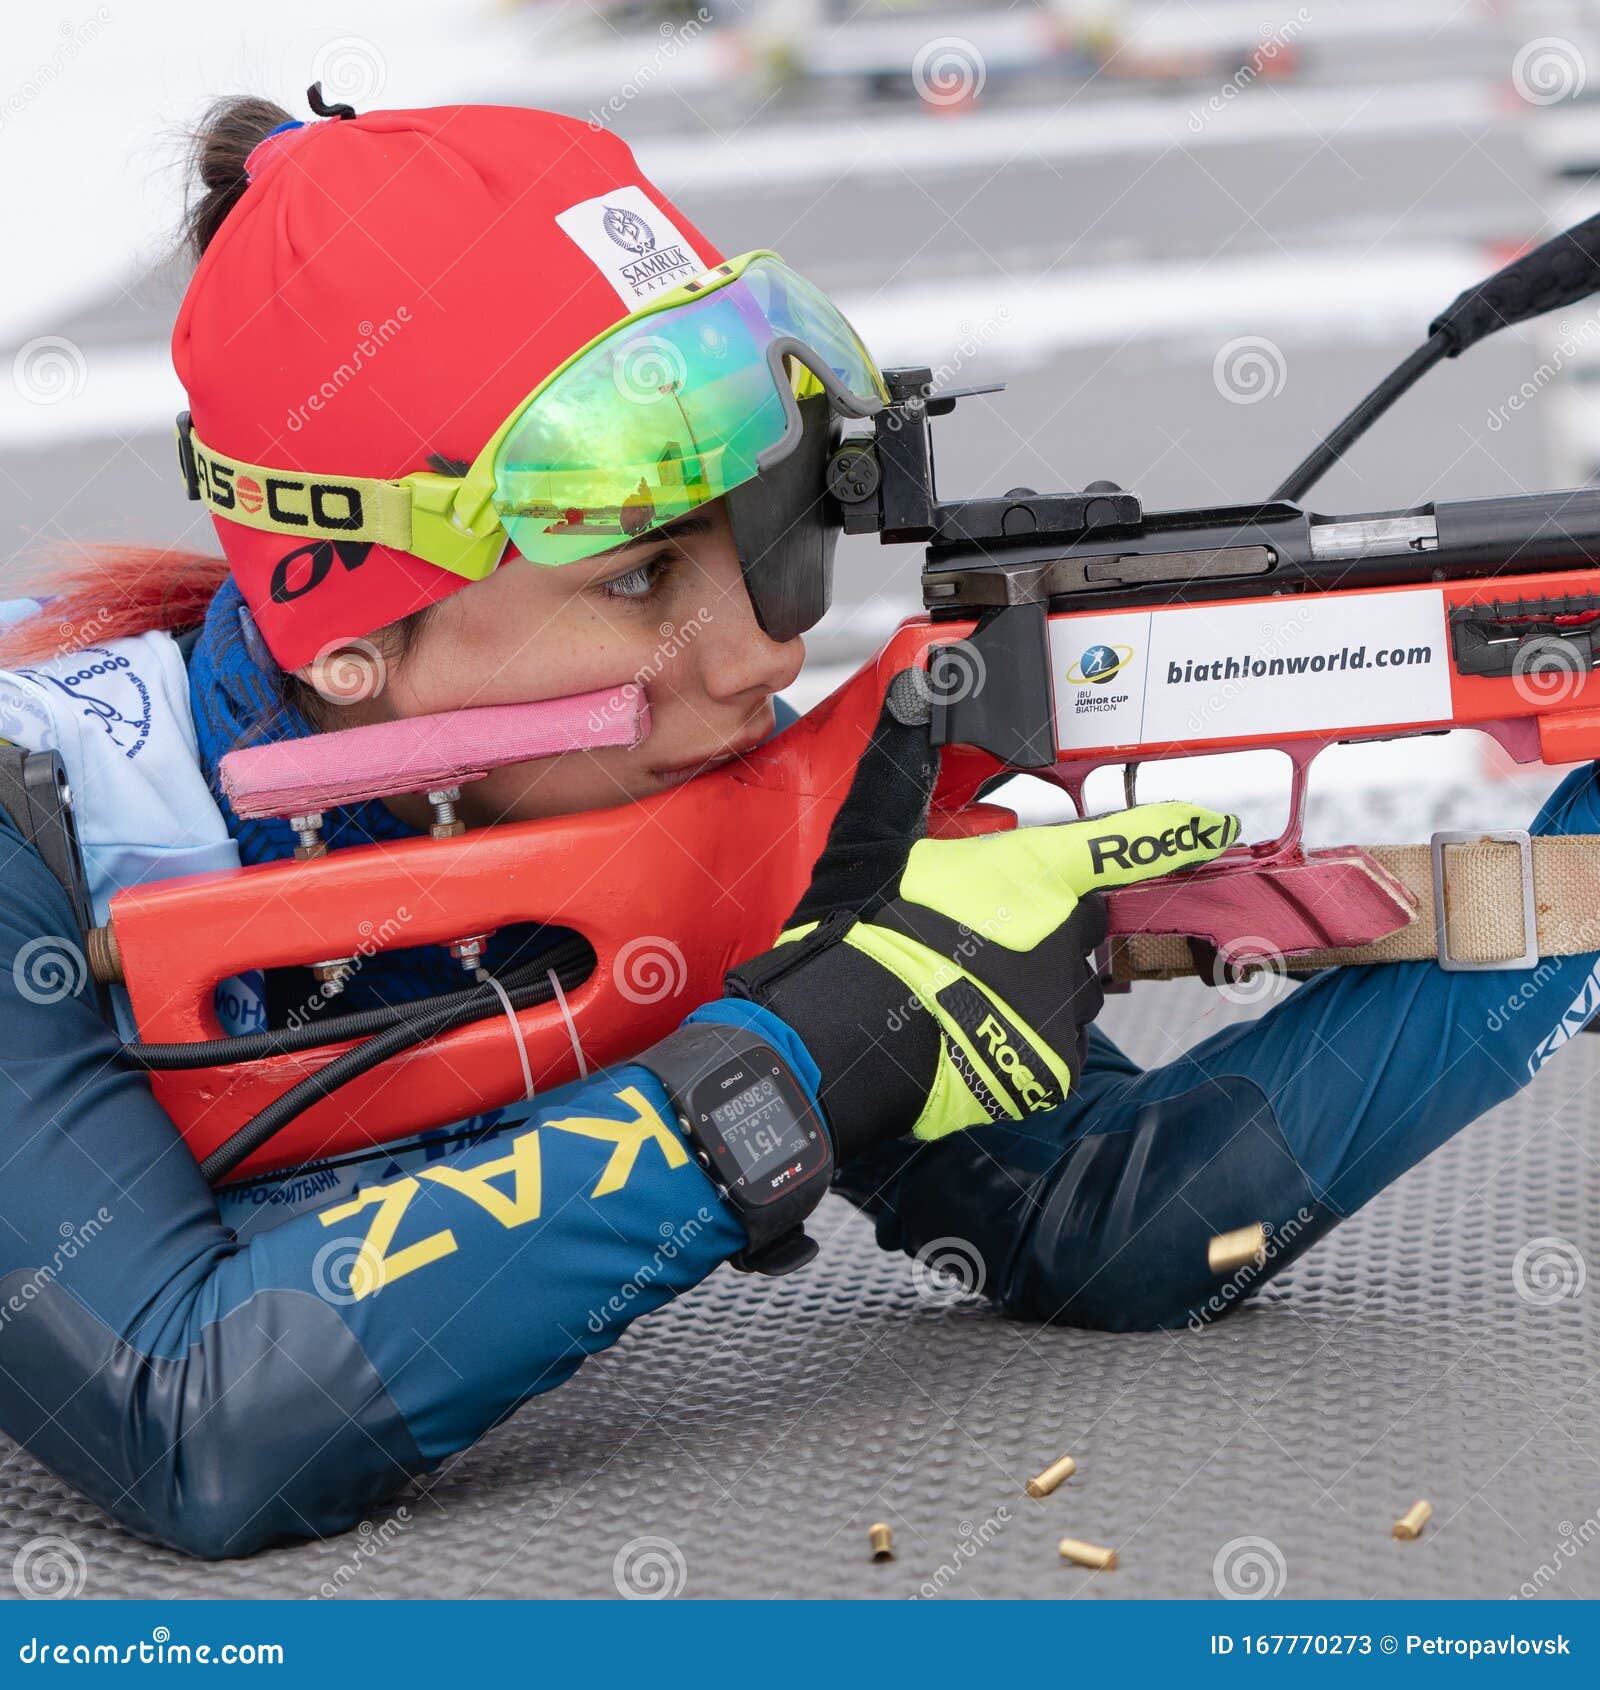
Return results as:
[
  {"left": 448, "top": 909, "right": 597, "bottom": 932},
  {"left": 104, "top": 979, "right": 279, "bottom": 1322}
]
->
[{"left": 0, "top": 741, "right": 116, "bottom": 1026}]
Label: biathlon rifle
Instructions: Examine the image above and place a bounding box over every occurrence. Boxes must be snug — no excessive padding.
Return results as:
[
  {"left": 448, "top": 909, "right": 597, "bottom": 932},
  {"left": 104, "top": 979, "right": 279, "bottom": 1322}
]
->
[{"left": 92, "top": 208, "right": 1600, "bottom": 1179}]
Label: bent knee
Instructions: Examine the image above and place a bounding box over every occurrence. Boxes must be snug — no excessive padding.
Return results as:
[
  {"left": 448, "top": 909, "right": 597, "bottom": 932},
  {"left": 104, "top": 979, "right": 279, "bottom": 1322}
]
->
[{"left": 1001, "top": 1082, "right": 1339, "bottom": 1332}]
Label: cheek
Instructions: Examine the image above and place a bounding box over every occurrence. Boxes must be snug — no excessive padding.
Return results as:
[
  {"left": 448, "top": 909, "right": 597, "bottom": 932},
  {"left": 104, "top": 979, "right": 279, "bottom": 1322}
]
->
[{"left": 386, "top": 582, "right": 662, "bottom": 715}]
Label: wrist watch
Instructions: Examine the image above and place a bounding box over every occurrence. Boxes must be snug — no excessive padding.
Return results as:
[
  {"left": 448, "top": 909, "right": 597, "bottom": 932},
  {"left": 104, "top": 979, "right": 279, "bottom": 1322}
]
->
[{"left": 635, "top": 1020, "right": 834, "bottom": 1276}]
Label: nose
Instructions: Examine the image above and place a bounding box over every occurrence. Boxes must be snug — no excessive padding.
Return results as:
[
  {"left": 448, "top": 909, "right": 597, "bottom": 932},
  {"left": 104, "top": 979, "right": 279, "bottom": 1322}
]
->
[{"left": 695, "top": 570, "right": 806, "bottom": 704}]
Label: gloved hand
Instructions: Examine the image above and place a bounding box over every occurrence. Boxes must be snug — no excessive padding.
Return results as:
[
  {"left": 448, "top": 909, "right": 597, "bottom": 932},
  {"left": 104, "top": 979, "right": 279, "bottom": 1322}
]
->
[{"left": 724, "top": 670, "right": 1239, "bottom": 1161}]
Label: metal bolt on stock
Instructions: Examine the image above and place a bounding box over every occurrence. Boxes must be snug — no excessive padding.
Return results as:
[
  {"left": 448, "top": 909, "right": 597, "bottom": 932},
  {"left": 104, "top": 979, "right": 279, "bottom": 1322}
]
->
[
  {"left": 427, "top": 786, "right": 466, "bottom": 839},
  {"left": 424, "top": 788, "right": 490, "bottom": 972},
  {"left": 289, "top": 811, "right": 326, "bottom": 860},
  {"left": 288, "top": 813, "right": 357, "bottom": 986},
  {"left": 311, "top": 959, "right": 353, "bottom": 994},
  {"left": 449, "top": 934, "right": 492, "bottom": 974}
]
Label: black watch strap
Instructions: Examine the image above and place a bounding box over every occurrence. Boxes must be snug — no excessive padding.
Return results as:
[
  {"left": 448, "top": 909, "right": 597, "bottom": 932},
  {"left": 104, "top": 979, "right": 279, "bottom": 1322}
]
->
[
  {"left": 634, "top": 1019, "right": 832, "bottom": 1277},
  {"left": 741, "top": 1228, "right": 818, "bottom": 1276}
]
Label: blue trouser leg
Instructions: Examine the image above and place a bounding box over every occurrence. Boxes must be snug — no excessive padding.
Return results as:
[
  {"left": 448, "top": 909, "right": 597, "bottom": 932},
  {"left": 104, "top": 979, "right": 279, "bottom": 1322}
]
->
[{"left": 837, "top": 764, "right": 1600, "bottom": 1330}]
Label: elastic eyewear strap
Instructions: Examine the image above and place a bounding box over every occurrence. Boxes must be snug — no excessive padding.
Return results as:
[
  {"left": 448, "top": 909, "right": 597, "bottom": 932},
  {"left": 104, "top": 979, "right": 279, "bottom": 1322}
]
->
[{"left": 175, "top": 255, "right": 882, "bottom": 580}]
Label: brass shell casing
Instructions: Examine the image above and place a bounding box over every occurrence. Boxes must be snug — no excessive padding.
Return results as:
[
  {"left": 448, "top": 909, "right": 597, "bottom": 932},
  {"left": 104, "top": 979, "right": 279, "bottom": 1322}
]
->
[
  {"left": 1058, "top": 1537, "right": 1117, "bottom": 1571},
  {"left": 1026, "top": 1454, "right": 1078, "bottom": 1498},
  {"left": 1392, "top": 1499, "right": 1433, "bottom": 1540},
  {"left": 1208, "top": 1222, "right": 1268, "bottom": 1274}
]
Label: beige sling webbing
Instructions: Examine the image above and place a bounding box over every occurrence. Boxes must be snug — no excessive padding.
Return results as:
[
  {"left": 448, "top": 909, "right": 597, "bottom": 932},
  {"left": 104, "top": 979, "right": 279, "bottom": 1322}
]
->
[{"left": 1110, "top": 831, "right": 1600, "bottom": 984}]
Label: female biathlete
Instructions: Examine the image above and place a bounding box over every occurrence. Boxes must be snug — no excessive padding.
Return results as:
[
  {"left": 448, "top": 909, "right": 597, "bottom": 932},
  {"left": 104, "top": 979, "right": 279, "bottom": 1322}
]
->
[{"left": 0, "top": 96, "right": 1592, "bottom": 1560}]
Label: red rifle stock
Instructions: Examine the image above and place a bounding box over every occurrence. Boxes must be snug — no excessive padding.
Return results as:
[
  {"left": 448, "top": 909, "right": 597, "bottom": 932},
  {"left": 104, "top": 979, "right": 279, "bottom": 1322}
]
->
[{"left": 102, "top": 565, "right": 1600, "bottom": 1178}]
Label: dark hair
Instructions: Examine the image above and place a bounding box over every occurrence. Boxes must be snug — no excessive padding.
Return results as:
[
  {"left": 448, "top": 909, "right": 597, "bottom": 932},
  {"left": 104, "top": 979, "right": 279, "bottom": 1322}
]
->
[
  {"left": 184, "top": 94, "right": 294, "bottom": 259},
  {"left": 0, "top": 95, "right": 438, "bottom": 732}
]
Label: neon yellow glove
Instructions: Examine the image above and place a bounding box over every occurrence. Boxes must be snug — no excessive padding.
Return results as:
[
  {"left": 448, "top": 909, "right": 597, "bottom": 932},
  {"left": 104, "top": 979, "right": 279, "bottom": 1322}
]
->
[{"left": 726, "top": 676, "right": 1237, "bottom": 1154}]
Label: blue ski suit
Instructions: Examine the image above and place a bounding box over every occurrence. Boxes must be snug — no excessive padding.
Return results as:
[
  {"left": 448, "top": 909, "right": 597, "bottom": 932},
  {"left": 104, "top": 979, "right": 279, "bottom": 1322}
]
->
[{"left": 1, "top": 646, "right": 1597, "bottom": 1559}]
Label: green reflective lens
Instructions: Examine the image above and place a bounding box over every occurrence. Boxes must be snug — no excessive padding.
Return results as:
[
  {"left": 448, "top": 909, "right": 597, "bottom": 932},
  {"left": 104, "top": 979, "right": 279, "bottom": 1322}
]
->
[{"left": 490, "top": 256, "right": 882, "bottom": 568}]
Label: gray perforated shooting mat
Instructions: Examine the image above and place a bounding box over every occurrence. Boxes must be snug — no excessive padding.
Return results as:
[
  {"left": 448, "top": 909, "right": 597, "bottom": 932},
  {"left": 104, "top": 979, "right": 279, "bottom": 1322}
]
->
[{"left": 0, "top": 979, "right": 1595, "bottom": 1603}]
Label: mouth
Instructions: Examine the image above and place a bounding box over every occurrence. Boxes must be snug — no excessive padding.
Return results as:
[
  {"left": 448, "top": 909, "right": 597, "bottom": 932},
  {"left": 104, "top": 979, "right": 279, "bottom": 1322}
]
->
[{"left": 651, "top": 728, "right": 770, "bottom": 787}]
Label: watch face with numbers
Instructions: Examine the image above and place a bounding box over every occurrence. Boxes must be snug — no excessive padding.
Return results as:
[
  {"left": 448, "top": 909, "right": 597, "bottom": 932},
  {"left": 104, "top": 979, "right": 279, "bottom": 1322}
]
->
[
  {"left": 691, "top": 1052, "right": 829, "bottom": 1207},
  {"left": 640, "top": 1021, "right": 833, "bottom": 1274}
]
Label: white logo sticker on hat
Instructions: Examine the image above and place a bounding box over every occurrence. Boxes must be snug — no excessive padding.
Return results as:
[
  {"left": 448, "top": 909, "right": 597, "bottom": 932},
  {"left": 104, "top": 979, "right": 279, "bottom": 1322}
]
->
[{"left": 555, "top": 185, "right": 704, "bottom": 307}]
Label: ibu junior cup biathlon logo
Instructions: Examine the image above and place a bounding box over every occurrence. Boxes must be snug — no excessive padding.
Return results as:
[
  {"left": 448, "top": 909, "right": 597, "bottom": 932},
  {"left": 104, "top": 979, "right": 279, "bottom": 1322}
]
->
[
  {"left": 1066, "top": 642, "right": 1135, "bottom": 684},
  {"left": 603, "top": 205, "right": 657, "bottom": 256}
]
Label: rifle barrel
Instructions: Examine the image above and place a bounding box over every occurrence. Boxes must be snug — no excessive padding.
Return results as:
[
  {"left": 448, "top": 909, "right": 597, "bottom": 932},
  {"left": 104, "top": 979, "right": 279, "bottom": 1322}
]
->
[{"left": 922, "top": 488, "right": 1600, "bottom": 616}]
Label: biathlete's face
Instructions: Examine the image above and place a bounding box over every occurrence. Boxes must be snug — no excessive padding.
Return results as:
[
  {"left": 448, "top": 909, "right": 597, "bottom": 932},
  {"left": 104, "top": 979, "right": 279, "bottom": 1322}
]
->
[{"left": 299, "top": 496, "right": 804, "bottom": 830}]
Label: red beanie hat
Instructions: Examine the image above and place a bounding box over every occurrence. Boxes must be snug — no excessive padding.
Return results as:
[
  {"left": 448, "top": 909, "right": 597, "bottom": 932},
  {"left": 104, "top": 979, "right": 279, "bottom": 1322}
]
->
[{"left": 172, "top": 104, "right": 724, "bottom": 670}]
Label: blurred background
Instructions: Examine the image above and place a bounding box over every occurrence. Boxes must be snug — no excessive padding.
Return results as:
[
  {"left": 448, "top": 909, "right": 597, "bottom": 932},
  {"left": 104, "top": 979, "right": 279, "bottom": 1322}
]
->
[{"left": 3, "top": 0, "right": 1599, "bottom": 841}]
